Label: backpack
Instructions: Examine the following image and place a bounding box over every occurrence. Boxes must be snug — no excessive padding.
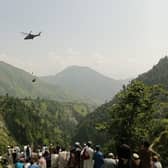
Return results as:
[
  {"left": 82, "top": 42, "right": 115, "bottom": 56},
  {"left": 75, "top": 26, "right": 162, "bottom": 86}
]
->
[{"left": 82, "top": 148, "right": 90, "bottom": 160}]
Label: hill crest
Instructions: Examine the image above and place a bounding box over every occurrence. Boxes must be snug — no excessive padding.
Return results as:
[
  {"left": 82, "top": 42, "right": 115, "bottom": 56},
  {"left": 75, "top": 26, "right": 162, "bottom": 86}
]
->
[
  {"left": 0, "top": 61, "right": 77, "bottom": 102},
  {"left": 137, "top": 56, "right": 168, "bottom": 86},
  {"left": 41, "top": 65, "right": 127, "bottom": 104}
]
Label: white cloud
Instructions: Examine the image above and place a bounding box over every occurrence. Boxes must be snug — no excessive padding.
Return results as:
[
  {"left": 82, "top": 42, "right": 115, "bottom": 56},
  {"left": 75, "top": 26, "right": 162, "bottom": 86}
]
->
[
  {"left": 66, "top": 48, "right": 80, "bottom": 56},
  {"left": 0, "top": 53, "right": 26, "bottom": 68}
]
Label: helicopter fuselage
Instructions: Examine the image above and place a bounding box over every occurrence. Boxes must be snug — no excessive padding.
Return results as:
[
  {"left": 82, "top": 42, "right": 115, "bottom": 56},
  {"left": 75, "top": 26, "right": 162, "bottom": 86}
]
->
[{"left": 24, "top": 32, "right": 41, "bottom": 40}]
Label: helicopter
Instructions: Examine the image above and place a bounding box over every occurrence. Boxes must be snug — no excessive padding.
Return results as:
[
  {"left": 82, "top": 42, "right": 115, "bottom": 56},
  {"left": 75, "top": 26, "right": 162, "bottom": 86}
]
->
[{"left": 21, "top": 31, "right": 41, "bottom": 40}]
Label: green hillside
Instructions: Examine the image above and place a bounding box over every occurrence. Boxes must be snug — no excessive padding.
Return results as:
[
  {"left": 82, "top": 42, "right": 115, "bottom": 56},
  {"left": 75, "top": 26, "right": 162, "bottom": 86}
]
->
[
  {"left": 0, "top": 113, "right": 15, "bottom": 153},
  {"left": 0, "top": 95, "right": 94, "bottom": 152},
  {"left": 74, "top": 80, "right": 168, "bottom": 164},
  {"left": 137, "top": 56, "right": 168, "bottom": 86},
  {"left": 40, "top": 66, "right": 128, "bottom": 104},
  {"left": 73, "top": 57, "right": 168, "bottom": 166},
  {"left": 0, "top": 61, "right": 78, "bottom": 102},
  {"left": 75, "top": 56, "right": 168, "bottom": 147}
]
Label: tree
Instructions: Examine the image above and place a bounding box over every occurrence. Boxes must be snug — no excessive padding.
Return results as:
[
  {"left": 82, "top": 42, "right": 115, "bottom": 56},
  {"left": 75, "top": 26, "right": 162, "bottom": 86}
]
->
[{"left": 108, "top": 80, "right": 155, "bottom": 149}]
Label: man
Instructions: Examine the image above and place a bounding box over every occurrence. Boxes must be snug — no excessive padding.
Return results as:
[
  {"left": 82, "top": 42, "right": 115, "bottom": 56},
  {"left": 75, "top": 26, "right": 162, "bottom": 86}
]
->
[
  {"left": 73, "top": 142, "right": 82, "bottom": 168},
  {"left": 132, "top": 153, "right": 140, "bottom": 168},
  {"left": 117, "top": 144, "right": 132, "bottom": 168},
  {"left": 93, "top": 145, "right": 104, "bottom": 168},
  {"left": 57, "top": 148, "right": 69, "bottom": 168},
  {"left": 25, "top": 145, "right": 32, "bottom": 161},
  {"left": 29, "top": 155, "right": 40, "bottom": 168},
  {"left": 81, "top": 141, "right": 94, "bottom": 168},
  {"left": 102, "top": 153, "right": 117, "bottom": 168},
  {"left": 153, "top": 155, "right": 162, "bottom": 168},
  {"left": 139, "top": 141, "right": 153, "bottom": 168}
]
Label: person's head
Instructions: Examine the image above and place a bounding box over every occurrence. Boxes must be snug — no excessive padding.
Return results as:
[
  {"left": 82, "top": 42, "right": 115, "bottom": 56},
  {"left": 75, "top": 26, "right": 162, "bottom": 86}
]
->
[
  {"left": 87, "top": 141, "right": 92, "bottom": 147},
  {"left": 153, "top": 155, "right": 159, "bottom": 162},
  {"left": 61, "top": 147, "right": 66, "bottom": 151},
  {"left": 31, "top": 155, "right": 38, "bottom": 164},
  {"left": 141, "top": 140, "right": 150, "bottom": 149},
  {"left": 108, "top": 153, "right": 114, "bottom": 159},
  {"left": 132, "top": 153, "right": 139, "bottom": 160},
  {"left": 75, "top": 142, "right": 80, "bottom": 148},
  {"left": 117, "top": 144, "right": 131, "bottom": 160},
  {"left": 38, "top": 152, "right": 42, "bottom": 158},
  {"left": 95, "top": 145, "right": 100, "bottom": 151},
  {"left": 19, "top": 157, "right": 24, "bottom": 163}
]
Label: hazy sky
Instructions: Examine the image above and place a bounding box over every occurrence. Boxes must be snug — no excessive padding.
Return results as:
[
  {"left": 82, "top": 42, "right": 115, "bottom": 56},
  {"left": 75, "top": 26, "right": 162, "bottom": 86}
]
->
[{"left": 0, "top": 0, "right": 168, "bottom": 79}]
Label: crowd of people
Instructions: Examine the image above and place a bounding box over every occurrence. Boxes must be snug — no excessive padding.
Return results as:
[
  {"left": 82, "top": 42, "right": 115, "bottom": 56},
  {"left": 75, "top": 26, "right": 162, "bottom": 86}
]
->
[{"left": 4, "top": 140, "right": 162, "bottom": 168}]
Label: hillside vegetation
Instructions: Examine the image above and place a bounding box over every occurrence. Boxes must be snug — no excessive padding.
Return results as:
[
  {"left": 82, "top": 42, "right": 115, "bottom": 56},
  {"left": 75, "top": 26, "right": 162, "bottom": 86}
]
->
[
  {"left": 74, "top": 57, "right": 168, "bottom": 166},
  {"left": 0, "top": 95, "right": 94, "bottom": 152},
  {"left": 1, "top": 57, "right": 168, "bottom": 166},
  {"left": 0, "top": 113, "right": 15, "bottom": 153},
  {"left": 137, "top": 56, "right": 168, "bottom": 86},
  {"left": 0, "top": 61, "right": 78, "bottom": 102}
]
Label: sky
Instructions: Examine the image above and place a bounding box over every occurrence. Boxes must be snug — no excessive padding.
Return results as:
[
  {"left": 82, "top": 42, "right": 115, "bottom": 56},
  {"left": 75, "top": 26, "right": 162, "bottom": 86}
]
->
[{"left": 0, "top": 0, "right": 168, "bottom": 79}]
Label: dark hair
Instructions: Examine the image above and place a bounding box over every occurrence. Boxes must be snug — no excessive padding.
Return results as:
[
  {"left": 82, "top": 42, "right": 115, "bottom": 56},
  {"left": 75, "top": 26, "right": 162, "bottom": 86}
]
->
[
  {"left": 95, "top": 145, "right": 100, "bottom": 151},
  {"left": 141, "top": 141, "right": 150, "bottom": 148},
  {"left": 117, "top": 144, "right": 131, "bottom": 159},
  {"left": 153, "top": 155, "right": 159, "bottom": 162},
  {"left": 87, "top": 141, "right": 92, "bottom": 147}
]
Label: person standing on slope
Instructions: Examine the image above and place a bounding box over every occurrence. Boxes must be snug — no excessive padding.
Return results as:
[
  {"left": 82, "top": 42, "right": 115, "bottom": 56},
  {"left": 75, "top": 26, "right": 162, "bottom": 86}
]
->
[
  {"left": 93, "top": 145, "right": 104, "bottom": 168},
  {"left": 102, "top": 153, "right": 117, "bottom": 168},
  {"left": 81, "top": 141, "right": 94, "bottom": 168},
  {"left": 139, "top": 141, "right": 153, "bottom": 168}
]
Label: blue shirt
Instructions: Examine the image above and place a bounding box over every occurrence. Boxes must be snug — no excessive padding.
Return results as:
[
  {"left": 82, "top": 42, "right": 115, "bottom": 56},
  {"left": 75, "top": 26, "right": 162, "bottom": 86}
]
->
[
  {"left": 15, "top": 161, "right": 24, "bottom": 168},
  {"left": 93, "top": 151, "right": 104, "bottom": 168}
]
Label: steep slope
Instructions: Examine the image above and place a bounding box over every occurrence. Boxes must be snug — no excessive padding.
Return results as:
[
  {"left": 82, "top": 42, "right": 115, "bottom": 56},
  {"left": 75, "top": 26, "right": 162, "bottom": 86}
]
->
[
  {"left": 0, "top": 96, "right": 94, "bottom": 151},
  {"left": 73, "top": 81, "right": 168, "bottom": 156},
  {"left": 0, "top": 113, "right": 16, "bottom": 152},
  {"left": 73, "top": 57, "right": 168, "bottom": 164},
  {"left": 0, "top": 61, "right": 76, "bottom": 101},
  {"left": 41, "top": 66, "right": 127, "bottom": 104},
  {"left": 137, "top": 56, "right": 168, "bottom": 86}
]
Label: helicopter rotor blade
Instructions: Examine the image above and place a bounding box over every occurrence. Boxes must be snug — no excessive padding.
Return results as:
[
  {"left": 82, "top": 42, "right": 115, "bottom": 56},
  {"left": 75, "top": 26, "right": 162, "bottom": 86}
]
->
[{"left": 21, "top": 32, "right": 29, "bottom": 35}]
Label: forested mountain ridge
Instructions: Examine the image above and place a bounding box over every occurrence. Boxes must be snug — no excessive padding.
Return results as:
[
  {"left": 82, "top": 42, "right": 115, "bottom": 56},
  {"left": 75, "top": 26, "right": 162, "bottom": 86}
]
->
[
  {"left": 74, "top": 57, "right": 168, "bottom": 166},
  {"left": 75, "top": 56, "right": 168, "bottom": 146},
  {"left": 40, "top": 66, "right": 128, "bottom": 104},
  {"left": 74, "top": 80, "right": 168, "bottom": 165},
  {"left": 0, "top": 95, "right": 94, "bottom": 152},
  {"left": 137, "top": 56, "right": 168, "bottom": 86},
  {"left": 0, "top": 61, "right": 78, "bottom": 102}
]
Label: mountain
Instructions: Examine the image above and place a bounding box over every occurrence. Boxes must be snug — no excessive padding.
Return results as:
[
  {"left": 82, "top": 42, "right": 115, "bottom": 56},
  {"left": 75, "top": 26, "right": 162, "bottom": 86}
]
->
[
  {"left": 73, "top": 80, "right": 168, "bottom": 166},
  {"left": 40, "top": 66, "right": 128, "bottom": 104},
  {"left": 0, "top": 61, "right": 76, "bottom": 101},
  {"left": 137, "top": 56, "right": 168, "bottom": 86},
  {"left": 73, "top": 57, "right": 168, "bottom": 166}
]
